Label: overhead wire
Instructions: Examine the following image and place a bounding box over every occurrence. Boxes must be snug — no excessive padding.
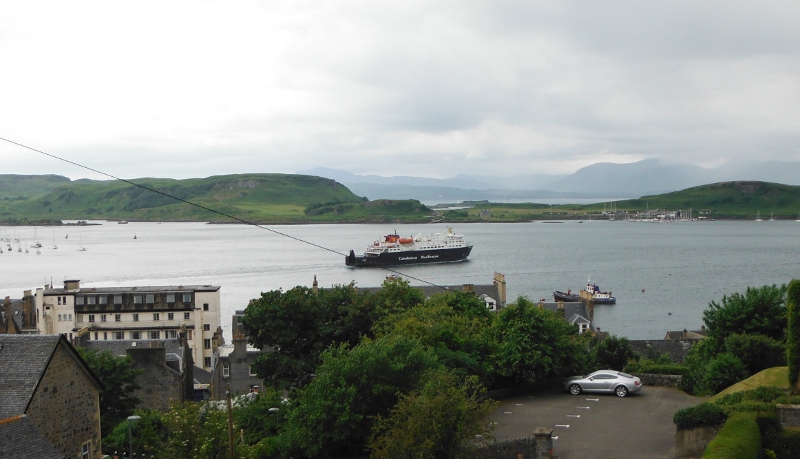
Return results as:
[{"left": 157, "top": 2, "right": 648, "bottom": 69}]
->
[{"left": 0, "top": 136, "right": 460, "bottom": 292}]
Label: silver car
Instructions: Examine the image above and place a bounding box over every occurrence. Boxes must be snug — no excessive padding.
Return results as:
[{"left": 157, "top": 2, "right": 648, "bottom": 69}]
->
[{"left": 564, "top": 370, "right": 643, "bottom": 397}]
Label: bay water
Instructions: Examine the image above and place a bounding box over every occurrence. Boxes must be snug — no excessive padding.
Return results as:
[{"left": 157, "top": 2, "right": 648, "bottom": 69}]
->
[{"left": 2, "top": 220, "right": 798, "bottom": 340}]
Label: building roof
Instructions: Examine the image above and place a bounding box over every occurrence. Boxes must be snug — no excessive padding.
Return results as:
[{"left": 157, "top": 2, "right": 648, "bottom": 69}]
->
[
  {"left": 358, "top": 283, "right": 504, "bottom": 305},
  {"left": 43, "top": 284, "right": 220, "bottom": 295},
  {"left": 0, "top": 415, "right": 65, "bottom": 459},
  {"left": 1, "top": 299, "right": 25, "bottom": 331},
  {"left": 81, "top": 338, "right": 184, "bottom": 358}
]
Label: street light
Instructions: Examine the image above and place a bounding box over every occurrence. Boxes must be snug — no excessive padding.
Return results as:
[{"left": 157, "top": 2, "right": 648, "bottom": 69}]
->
[{"left": 127, "top": 415, "right": 141, "bottom": 459}]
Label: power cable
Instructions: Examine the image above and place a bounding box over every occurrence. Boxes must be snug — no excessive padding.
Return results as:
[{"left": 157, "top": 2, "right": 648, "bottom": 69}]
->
[{"left": 0, "top": 136, "right": 460, "bottom": 291}]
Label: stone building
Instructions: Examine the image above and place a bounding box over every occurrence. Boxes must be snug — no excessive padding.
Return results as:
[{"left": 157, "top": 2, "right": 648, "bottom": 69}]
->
[
  {"left": 1, "top": 291, "right": 38, "bottom": 334},
  {"left": 211, "top": 311, "right": 266, "bottom": 399},
  {"left": 35, "top": 279, "right": 222, "bottom": 371},
  {"left": 0, "top": 334, "right": 103, "bottom": 459}
]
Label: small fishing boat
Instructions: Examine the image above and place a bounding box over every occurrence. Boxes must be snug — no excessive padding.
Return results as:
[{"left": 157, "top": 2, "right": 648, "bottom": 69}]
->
[{"left": 554, "top": 277, "right": 616, "bottom": 304}]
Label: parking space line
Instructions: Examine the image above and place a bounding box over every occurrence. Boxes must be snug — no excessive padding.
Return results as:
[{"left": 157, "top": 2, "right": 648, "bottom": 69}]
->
[
  {"left": 567, "top": 414, "right": 580, "bottom": 418},
  {"left": 586, "top": 398, "right": 599, "bottom": 401},
  {"left": 555, "top": 425, "right": 569, "bottom": 428},
  {"left": 577, "top": 406, "right": 590, "bottom": 409}
]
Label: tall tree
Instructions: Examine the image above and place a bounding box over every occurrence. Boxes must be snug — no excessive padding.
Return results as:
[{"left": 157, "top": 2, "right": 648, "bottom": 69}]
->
[
  {"left": 787, "top": 279, "right": 800, "bottom": 394},
  {"left": 486, "top": 297, "right": 591, "bottom": 386},
  {"left": 702, "top": 284, "right": 787, "bottom": 348},
  {"left": 76, "top": 347, "right": 142, "bottom": 437},
  {"left": 369, "top": 370, "right": 496, "bottom": 459},
  {"left": 592, "top": 335, "right": 638, "bottom": 371}
]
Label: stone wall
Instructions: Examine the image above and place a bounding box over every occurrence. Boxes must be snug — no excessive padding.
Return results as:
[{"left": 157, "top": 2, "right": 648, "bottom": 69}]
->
[
  {"left": 777, "top": 404, "right": 800, "bottom": 429},
  {"left": 26, "top": 341, "right": 102, "bottom": 459},
  {"left": 675, "top": 425, "right": 721, "bottom": 459},
  {"left": 628, "top": 339, "right": 698, "bottom": 363},
  {"left": 473, "top": 437, "right": 536, "bottom": 459},
  {"left": 128, "top": 345, "right": 183, "bottom": 410}
]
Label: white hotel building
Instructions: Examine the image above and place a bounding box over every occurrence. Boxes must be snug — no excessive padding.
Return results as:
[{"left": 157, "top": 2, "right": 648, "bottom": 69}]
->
[{"left": 35, "top": 279, "right": 222, "bottom": 369}]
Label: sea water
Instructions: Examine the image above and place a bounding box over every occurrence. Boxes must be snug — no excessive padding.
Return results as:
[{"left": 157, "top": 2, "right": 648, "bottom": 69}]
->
[{"left": 1, "top": 220, "right": 798, "bottom": 339}]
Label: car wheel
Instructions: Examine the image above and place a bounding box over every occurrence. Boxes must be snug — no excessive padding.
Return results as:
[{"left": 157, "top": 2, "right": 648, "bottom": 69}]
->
[
  {"left": 615, "top": 385, "right": 628, "bottom": 397},
  {"left": 569, "top": 383, "right": 582, "bottom": 395}
]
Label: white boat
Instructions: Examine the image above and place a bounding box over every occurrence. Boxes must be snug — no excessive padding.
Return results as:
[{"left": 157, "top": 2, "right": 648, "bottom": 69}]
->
[{"left": 755, "top": 211, "right": 762, "bottom": 222}]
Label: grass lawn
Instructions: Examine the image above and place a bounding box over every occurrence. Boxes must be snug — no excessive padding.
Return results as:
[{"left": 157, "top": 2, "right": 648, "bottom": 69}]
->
[{"left": 711, "top": 367, "right": 789, "bottom": 401}]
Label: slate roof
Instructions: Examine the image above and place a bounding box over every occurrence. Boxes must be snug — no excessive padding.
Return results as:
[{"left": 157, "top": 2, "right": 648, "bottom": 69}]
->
[
  {"left": 0, "top": 335, "right": 61, "bottom": 418},
  {"left": 0, "top": 335, "right": 102, "bottom": 419},
  {"left": 43, "top": 285, "right": 220, "bottom": 294},
  {"left": 81, "top": 338, "right": 183, "bottom": 357},
  {"left": 0, "top": 415, "right": 65, "bottom": 459}
]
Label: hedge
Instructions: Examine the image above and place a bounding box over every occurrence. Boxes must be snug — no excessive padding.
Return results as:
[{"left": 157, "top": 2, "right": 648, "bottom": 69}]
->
[
  {"left": 624, "top": 361, "right": 688, "bottom": 376},
  {"left": 757, "top": 413, "right": 800, "bottom": 459},
  {"left": 674, "top": 403, "right": 728, "bottom": 430},
  {"left": 702, "top": 412, "right": 761, "bottom": 459}
]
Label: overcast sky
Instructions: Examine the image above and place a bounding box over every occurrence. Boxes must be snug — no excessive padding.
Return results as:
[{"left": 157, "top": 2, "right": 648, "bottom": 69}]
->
[{"left": 1, "top": 1, "right": 798, "bottom": 180}]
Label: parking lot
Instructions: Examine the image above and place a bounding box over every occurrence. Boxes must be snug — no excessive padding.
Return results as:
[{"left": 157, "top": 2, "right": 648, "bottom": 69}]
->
[{"left": 489, "top": 385, "right": 702, "bottom": 458}]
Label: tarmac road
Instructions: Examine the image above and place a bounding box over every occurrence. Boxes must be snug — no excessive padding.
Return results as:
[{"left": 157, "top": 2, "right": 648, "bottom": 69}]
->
[{"left": 488, "top": 385, "right": 702, "bottom": 459}]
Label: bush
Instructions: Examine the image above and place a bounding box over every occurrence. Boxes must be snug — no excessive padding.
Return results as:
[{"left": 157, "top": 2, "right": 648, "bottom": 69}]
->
[
  {"left": 719, "top": 401, "right": 776, "bottom": 414},
  {"left": 714, "top": 386, "right": 787, "bottom": 406},
  {"left": 787, "top": 280, "right": 800, "bottom": 393},
  {"left": 624, "top": 360, "right": 688, "bottom": 376},
  {"left": 592, "top": 336, "right": 638, "bottom": 371},
  {"left": 724, "top": 333, "right": 786, "bottom": 376},
  {"left": 702, "top": 412, "right": 761, "bottom": 459},
  {"left": 704, "top": 353, "right": 748, "bottom": 394},
  {"left": 757, "top": 413, "right": 800, "bottom": 459},
  {"left": 674, "top": 403, "right": 728, "bottom": 430}
]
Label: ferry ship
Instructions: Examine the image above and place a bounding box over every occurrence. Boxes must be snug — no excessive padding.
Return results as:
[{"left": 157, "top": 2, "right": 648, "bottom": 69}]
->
[{"left": 345, "top": 227, "right": 473, "bottom": 267}]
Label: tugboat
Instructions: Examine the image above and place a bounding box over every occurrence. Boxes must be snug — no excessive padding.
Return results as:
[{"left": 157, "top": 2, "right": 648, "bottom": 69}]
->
[
  {"left": 554, "top": 277, "right": 616, "bottom": 304},
  {"left": 346, "top": 227, "right": 473, "bottom": 267}
]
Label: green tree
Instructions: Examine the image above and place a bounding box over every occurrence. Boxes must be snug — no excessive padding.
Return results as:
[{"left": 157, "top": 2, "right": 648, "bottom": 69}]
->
[
  {"left": 161, "top": 401, "right": 251, "bottom": 459},
  {"left": 787, "top": 279, "right": 800, "bottom": 394},
  {"left": 76, "top": 347, "right": 143, "bottom": 437},
  {"left": 234, "top": 388, "right": 288, "bottom": 446},
  {"left": 486, "top": 297, "right": 591, "bottom": 386},
  {"left": 242, "top": 279, "right": 425, "bottom": 389},
  {"left": 702, "top": 353, "right": 747, "bottom": 394},
  {"left": 703, "top": 284, "right": 787, "bottom": 348},
  {"left": 274, "top": 336, "right": 439, "bottom": 458},
  {"left": 369, "top": 370, "right": 496, "bottom": 459},
  {"left": 373, "top": 292, "right": 494, "bottom": 385},
  {"left": 723, "top": 333, "right": 785, "bottom": 376},
  {"left": 592, "top": 335, "right": 638, "bottom": 371},
  {"left": 103, "top": 409, "right": 168, "bottom": 458}
]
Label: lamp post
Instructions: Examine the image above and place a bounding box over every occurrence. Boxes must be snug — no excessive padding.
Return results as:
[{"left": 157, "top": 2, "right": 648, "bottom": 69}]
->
[{"left": 127, "top": 415, "right": 141, "bottom": 459}]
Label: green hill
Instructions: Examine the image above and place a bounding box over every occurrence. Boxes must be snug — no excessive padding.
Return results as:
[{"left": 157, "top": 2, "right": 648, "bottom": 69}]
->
[
  {"left": 0, "top": 174, "right": 433, "bottom": 224},
  {"left": 0, "top": 174, "right": 71, "bottom": 200},
  {"left": 617, "top": 181, "right": 800, "bottom": 219}
]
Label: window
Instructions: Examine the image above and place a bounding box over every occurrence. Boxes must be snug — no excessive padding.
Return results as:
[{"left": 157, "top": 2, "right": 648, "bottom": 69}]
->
[
  {"left": 62, "top": 296, "right": 67, "bottom": 304},
  {"left": 223, "top": 363, "right": 230, "bottom": 377},
  {"left": 57, "top": 297, "right": 62, "bottom": 305},
  {"left": 114, "top": 295, "right": 122, "bottom": 305},
  {"left": 81, "top": 440, "right": 90, "bottom": 459},
  {"left": 204, "top": 338, "right": 211, "bottom": 349},
  {"left": 94, "top": 332, "right": 98, "bottom": 340},
  {"left": 133, "top": 295, "right": 143, "bottom": 304},
  {"left": 168, "top": 312, "right": 174, "bottom": 320},
  {"left": 99, "top": 296, "right": 107, "bottom": 305},
  {"left": 203, "top": 324, "right": 210, "bottom": 331},
  {"left": 77, "top": 315, "right": 83, "bottom": 323},
  {"left": 184, "top": 312, "right": 190, "bottom": 320},
  {"left": 76, "top": 296, "right": 84, "bottom": 305},
  {"left": 146, "top": 294, "right": 154, "bottom": 304},
  {"left": 87, "top": 296, "right": 96, "bottom": 305},
  {"left": 132, "top": 331, "right": 141, "bottom": 340},
  {"left": 103, "top": 332, "right": 107, "bottom": 340},
  {"left": 249, "top": 365, "right": 257, "bottom": 376},
  {"left": 167, "top": 330, "right": 177, "bottom": 339},
  {"left": 100, "top": 314, "right": 107, "bottom": 322},
  {"left": 58, "top": 314, "right": 62, "bottom": 322},
  {"left": 167, "top": 294, "right": 175, "bottom": 303},
  {"left": 203, "top": 303, "right": 209, "bottom": 311},
  {"left": 133, "top": 313, "right": 139, "bottom": 322},
  {"left": 68, "top": 314, "right": 72, "bottom": 321},
  {"left": 204, "top": 357, "right": 212, "bottom": 368},
  {"left": 88, "top": 314, "right": 95, "bottom": 323},
  {"left": 153, "top": 313, "right": 160, "bottom": 321},
  {"left": 149, "top": 331, "right": 160, "bottom": 339},
  {"left": 115, "top": 314, "right": 121, "bottom": 322},
  {"left": 187, "top": 330, "right": 193, "bottom": 340},
  {"left": 115, "top": 331, "right": 124, "bottom": 340},
  {"left": 183, "top": 293, "right": 192, "bottom": 303}
]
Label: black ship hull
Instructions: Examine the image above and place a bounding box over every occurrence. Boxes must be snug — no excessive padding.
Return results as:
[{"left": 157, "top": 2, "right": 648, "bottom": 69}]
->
[{"left": 346, "top": 246, "right": 473, "bottom": 267}]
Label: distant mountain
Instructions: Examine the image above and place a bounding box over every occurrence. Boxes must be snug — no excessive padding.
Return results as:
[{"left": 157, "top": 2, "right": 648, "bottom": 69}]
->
[
  {"left": 300, "top": 160, "right": 800, "bottom": 202},
  {"left": 0, "top": 174, "right": 71, "bottom": 200}
]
